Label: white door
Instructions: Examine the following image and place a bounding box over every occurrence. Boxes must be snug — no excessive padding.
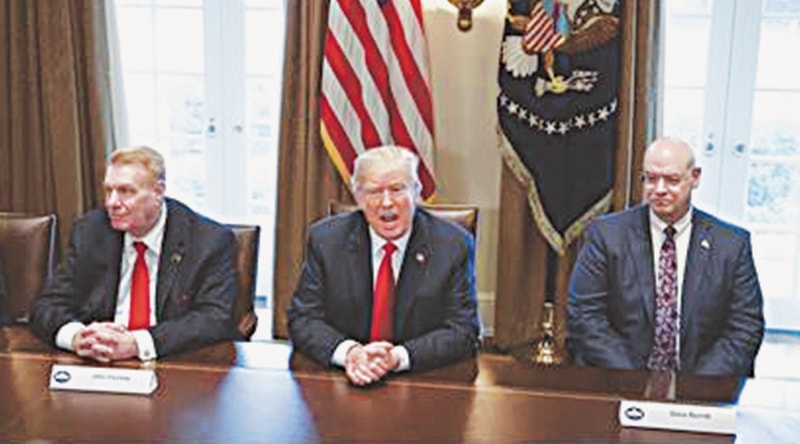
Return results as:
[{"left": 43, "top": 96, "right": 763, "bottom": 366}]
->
[
  {"left": 112, "top": 0, "right": 286, "bottom": 334},
  {"left": 662, "top": 0, "right": 800, "bottom": 330}
]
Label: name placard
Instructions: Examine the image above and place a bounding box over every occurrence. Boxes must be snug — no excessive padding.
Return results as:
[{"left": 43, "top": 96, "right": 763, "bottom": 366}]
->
[
  {"left": 619, "top": 400, "right": 736, "bottom": 435},
  {"left": 49, "top": 364, "right": 158, "bottom": 395}
]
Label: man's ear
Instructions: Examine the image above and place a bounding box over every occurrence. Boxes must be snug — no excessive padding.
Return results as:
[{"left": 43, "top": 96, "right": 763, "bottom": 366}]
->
[
  {"left": 153, "top": 179, "right": 166, "bottom": 197},
  {"left": 691, "top": 167, "right": 702, "bottom": 189},
  {"left": 354, "top": 193, "right": 367, "bottom": 211}
]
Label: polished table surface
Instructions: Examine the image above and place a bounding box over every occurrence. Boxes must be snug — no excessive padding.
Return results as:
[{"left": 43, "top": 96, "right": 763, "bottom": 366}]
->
[{"left": 1, "top": 327, "right": 799, "bottom": 442}]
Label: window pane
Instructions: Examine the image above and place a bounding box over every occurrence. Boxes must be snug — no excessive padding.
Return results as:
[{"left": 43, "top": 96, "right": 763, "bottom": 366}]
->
[
  {"left": 753, "top": 242, "right": 797, "bottom": 300},
  {"left": 662, "top": 16, "right": 712, "bottom": 88},
  {"left": 160, "top": 74, "right": 205, "bottom": 135},
  {"left": 164, "top": 137, "right": 208, "bottom": 207},
  {"left": 764, "top": 0, "right": 800, "bottom": 14},
  {"left": 245, "top": 0, "right": 276, "bottom": 8},
  {"left": 745, "top": 160, "right": 800, "bottom": 223},
  {"left": 116, "top": 6, "right": 155, "bottom": 71},
  {"left": 667, "top": 0, "right": 713, "bottom": 15},
  {"left": 660, "top": 88, "right": 705, "bottom": 151},
  {"left": 755, "top": 16, "right": 800, "bottom": 89},
  {"left": 123, "top": 73, "right": 158, "bottom": 136},
  {"left": 245, "top": 7, "right": 285, "bottom": 76},
  {"left": 750, "top": 92, "right": 800, "bottom": 156},
  {"left": 155, "top": 7, "right": 204, "bottom": 73},
  {"left": 117, "top": 0, "right": 154, "bottom": 6},
  {"left": 155, "top": 0, "right": 202, "bottom": 7}
]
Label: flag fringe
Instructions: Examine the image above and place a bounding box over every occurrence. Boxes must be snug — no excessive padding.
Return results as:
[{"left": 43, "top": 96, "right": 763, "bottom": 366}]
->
[{"left": 496, "top": 126, "right": 612, "bottom": 255}]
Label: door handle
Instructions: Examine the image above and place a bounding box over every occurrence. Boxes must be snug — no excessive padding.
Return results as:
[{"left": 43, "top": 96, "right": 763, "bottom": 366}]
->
[{"left": 704, "top": 133, "right": 715, "bottom": 156}]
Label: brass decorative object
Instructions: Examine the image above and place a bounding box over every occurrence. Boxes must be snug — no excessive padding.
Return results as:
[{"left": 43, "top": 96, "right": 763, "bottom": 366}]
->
[
  {"left": 532, "top": 301, "right": 564, "bottom": 366},
  {"left": 447, "top": 0, "right": 485, "bottom": 32}
]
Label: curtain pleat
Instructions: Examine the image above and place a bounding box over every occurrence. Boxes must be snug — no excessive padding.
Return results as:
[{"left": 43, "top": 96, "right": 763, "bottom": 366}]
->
[
  {"left": 0, "top": 0, "right": 113, "bottom": 252},
  {"left": 271, "top": 0, "right": 352, "bottom": 339}
]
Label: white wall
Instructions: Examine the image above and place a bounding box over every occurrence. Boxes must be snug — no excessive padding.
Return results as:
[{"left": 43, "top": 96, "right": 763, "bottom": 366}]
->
[{"left": 423, "top": 0, "right": 507, "bottom": 336}]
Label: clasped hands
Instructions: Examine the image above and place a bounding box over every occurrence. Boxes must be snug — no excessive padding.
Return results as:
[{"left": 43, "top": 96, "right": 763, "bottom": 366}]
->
[
  {"left": 344, "top": 341, "right": 400, "bottom": 386},
  {"left": 72, "top": 322, "right": 139, "bottom": 363}
]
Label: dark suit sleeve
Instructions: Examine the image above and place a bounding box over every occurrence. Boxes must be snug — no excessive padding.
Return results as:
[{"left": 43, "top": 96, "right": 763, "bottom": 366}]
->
[
  {"left": 568, "top": 222, "right": 639, "bottom": 369},
  {"left": 287, "top": 230, "right": 351, "bottom": 367},
  {"left": 150, "top": 226, "right": 238, "bottom": 356},
  {"left": 29, "top": 216, "right": 103, "bottom": 345},
  {"left": 401, "top": 232, "right": 480, "bottom": 372},
  {"left": 693, "top": 234, "right": 764, "bottom": 376}
]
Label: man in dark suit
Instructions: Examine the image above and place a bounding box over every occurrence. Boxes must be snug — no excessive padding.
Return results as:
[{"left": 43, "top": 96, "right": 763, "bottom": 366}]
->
[
  {"left": 568, "top": 137, "right": 764, "bottom": 376},
  {"left": 288, "top": 146, "right": 480, "bottom": 385},
  {"left": 30, "top": 146, "right": 238, "bottom": 362}
]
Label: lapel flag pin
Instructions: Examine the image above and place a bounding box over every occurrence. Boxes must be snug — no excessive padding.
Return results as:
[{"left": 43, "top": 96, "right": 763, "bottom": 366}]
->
[{"left": 415, "top": 252, "right": 426, "bottom": 264}]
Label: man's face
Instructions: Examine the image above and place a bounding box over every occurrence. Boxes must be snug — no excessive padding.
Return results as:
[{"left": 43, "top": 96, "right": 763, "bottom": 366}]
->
[
  {"left": 103, "top": 162, "right": 164, "bottom": 237},
  {"left": 355, "top": 165, "right": 417, "bottom": 241},
  {"left": 642, "top": 142, "right": 701, "bottom": 224}
]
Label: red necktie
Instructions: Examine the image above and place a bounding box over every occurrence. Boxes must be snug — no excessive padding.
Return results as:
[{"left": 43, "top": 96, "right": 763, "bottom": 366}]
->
[
  {"left": 129, "top": 241, "right": 151, "bottom": 330},
  {"left": 370, "top": 242, "right": 397, "bottom": 342},
  {"left": 649, "top": 226, "right": 678, "bottom": 371}
]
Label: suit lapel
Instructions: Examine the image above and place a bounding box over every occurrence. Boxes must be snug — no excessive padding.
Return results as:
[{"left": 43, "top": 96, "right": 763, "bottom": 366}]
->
[
  {"left": 395, "top": 211, "right": 429, "bottom": 336},
  {"left": 346, "top": 213, "right": 374, "bottom": 339},
  {"left": 681, "top": 210, "right": 714, "bottom": 340},
  {"left": 100, "top": 221, "right": 124, "bottom": 319},
  {"left": 632, "top": 206, "right": 657, "bottom": 325},
  {"left": 156, "top": 201, "right": 187, "bottom": 317}
]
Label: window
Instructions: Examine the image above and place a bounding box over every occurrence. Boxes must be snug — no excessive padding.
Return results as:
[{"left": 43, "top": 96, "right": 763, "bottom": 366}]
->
[
  {"left": 111, "top": 0, "right": 286, "bottom": 337},
  {"left": 662, "top": 0, "right": 800, "bottom": 330}
]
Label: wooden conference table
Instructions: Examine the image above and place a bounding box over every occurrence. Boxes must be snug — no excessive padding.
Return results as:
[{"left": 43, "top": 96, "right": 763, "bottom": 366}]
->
[{"left": 1, "top": 328, "right": 798, "bottom": 442}]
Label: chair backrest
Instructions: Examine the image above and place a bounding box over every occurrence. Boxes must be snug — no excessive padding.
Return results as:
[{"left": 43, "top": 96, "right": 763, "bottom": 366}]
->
[
  {"left": 0, "top": 213, "right": 57, "bottom": 324},
  {"left": 328, "top": 201, "right": 479, "bottom": 238},
  {"left": 227, "top": 224, "right": 260, "bottom": 340}
]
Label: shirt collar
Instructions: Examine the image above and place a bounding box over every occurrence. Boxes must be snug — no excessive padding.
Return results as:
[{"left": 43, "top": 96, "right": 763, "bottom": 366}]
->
[
  {"left": 649, "top": 206, "right": 692, "bottom": 238},
  {"left": 368, "top": 222, "right": 413, "bottom": 258},
  {"left": 125, "top": 202, "right": 168, "bottom": 255}
]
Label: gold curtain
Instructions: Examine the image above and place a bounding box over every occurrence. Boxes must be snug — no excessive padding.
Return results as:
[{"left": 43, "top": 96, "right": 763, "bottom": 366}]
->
[
  {"left": 271, "top": 0, "right": 352, "bottom": 339},
  {"left": 493, "top": 0, "right": 661, "bottom": 351},
  {"left": 0, "top": 0, "right": 113, "bottom": 250}
]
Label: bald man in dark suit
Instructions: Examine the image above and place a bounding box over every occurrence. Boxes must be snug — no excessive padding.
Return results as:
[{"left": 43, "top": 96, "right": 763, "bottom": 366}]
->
[{"left": 568, "top": 138, "right": 764, "bottom": 376}]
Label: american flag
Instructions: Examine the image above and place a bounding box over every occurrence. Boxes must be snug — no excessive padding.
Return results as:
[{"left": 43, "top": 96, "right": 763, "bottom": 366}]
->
[
  {"left": 523, "top": 1, "right": 564, "bottom": 54},
  {"left": 320, "top": 0, "right": 436, "bottom": 200}
]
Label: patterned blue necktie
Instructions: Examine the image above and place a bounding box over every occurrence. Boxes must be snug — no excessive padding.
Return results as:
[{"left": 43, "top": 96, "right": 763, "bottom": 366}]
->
[{"left": 649, "top": 226, "right": 678, "bottom": 371}]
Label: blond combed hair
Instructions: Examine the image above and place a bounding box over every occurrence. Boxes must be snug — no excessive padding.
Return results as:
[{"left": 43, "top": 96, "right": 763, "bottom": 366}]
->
[
  {"left": 351, "top": 146, "right": 421, "bottom": 195},
  {"left": 108, "top": 146, "right": 166, "bottom": 182}
]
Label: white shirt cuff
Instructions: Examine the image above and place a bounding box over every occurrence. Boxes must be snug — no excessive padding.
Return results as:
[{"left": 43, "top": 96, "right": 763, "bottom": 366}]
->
[
  {"left": 392, "top": 345, "right": 410, "bottom": 372},
  {"left": 130, "top": 329, "right": 157, "bottom": 361},
  {"left": 331, "top": 339, "right": 361, "bottom": 367},
  {"left": 55, "top": 321, "right": 86, "bottom": 351}
]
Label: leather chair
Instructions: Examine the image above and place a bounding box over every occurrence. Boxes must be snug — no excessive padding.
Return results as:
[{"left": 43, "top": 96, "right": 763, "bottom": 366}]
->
[
  {"left": 328, "top": 201, "right": 479, "bottom": 238},
  {"left": 227, "top": 224, "right": 260, "bottom": 340},
  {"left": 0, "top": 213, "right": 57, "bottom": 324}
]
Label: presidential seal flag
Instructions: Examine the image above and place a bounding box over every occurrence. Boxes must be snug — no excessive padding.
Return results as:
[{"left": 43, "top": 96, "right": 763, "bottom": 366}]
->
[
  {"left": 497, "top": 0, "right": 620, "bottom": 254},
  {"left": 320, "top": 0, "right": 437, "bottom": 200}
]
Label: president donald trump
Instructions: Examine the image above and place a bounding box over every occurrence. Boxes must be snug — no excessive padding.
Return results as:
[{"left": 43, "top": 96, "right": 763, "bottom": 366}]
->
[{"left": 287, "top": 145, "right": 480, "bottom": 385}]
